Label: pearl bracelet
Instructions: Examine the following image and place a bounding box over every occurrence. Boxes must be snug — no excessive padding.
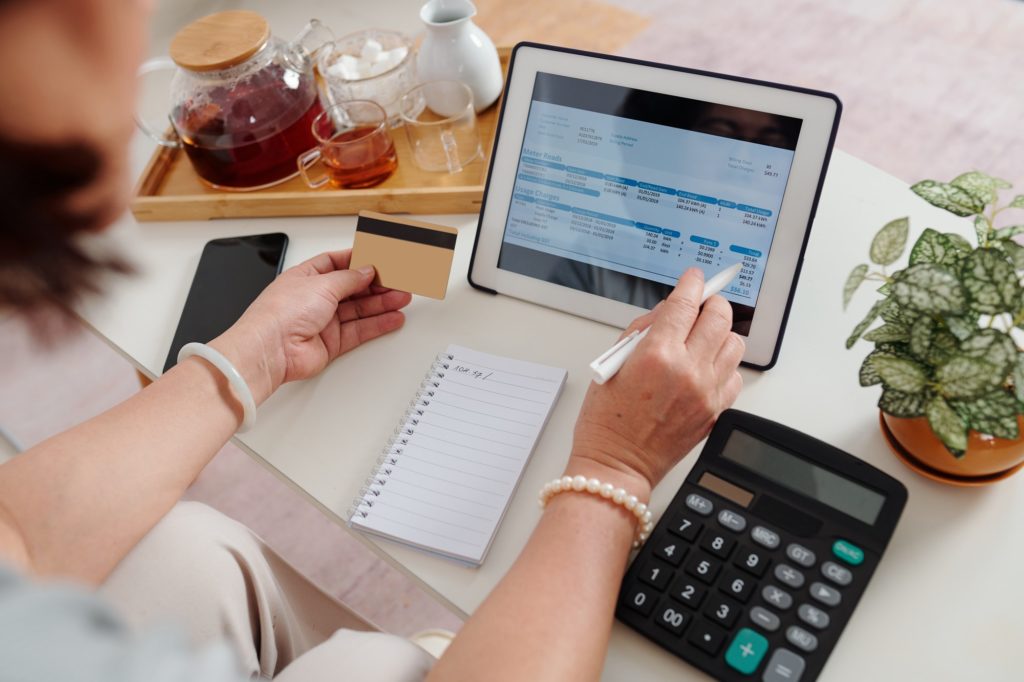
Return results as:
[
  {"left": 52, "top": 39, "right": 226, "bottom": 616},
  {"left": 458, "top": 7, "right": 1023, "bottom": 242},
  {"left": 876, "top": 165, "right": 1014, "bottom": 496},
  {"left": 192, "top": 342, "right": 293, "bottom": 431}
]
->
[{"left": 539, "top": 475, "right": 654, "bottom": 549}]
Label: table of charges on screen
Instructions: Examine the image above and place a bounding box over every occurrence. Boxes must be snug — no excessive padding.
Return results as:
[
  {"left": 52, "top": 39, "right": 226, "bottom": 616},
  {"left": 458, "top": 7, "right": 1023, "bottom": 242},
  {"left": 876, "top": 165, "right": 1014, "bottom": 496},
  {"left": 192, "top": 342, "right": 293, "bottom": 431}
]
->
[{"left": 506, "top": 155, "right": 771, "bottom": 300}]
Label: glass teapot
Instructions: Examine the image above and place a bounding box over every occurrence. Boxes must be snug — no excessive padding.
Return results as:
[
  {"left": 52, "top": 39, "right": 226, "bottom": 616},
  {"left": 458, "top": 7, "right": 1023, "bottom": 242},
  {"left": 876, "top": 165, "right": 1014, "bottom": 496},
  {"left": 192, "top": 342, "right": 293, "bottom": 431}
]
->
[{"left": 138, "top": 11, "right": 333, "bottom": 190}]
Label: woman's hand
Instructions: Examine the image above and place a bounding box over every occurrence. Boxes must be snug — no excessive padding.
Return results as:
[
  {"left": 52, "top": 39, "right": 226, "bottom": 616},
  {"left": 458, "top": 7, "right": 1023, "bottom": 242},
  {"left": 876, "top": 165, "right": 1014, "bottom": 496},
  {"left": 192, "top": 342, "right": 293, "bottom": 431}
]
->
[
  {"left": 567, "top": 268, "right": 745, "bottom": 499},
  {"left": 209, "top": 250, "right": 412, "bottom": 404}
]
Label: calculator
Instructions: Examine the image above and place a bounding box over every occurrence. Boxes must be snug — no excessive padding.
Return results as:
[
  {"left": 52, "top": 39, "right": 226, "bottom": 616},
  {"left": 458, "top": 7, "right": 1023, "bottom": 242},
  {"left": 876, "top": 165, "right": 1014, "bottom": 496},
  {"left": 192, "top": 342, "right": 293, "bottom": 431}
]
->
[{"left": 616, "top": 410, "right": 907, "bottom": 681}]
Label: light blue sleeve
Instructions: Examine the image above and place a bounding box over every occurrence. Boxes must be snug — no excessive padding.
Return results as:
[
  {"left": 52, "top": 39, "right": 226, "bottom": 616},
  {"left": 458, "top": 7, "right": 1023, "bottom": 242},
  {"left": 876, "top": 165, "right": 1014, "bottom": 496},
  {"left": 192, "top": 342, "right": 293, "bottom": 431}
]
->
[{"left": 0, "top": 564, "right": 245, "bottom": 682}]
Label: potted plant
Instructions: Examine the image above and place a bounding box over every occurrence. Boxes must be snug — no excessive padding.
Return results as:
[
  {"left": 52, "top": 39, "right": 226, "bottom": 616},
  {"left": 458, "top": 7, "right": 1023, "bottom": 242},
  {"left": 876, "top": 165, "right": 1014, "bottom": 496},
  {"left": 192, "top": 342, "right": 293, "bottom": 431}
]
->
[{"left": 845, "top": 171, "right": 1024, "bottom": 484}]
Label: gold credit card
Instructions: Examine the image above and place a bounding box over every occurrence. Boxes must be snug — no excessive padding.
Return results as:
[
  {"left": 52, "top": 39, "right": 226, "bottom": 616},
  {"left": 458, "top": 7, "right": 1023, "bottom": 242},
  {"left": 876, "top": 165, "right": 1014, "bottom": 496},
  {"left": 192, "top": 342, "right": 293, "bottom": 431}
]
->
[{"left": 350, "top": 210, "right": 458, "bottom": 300}]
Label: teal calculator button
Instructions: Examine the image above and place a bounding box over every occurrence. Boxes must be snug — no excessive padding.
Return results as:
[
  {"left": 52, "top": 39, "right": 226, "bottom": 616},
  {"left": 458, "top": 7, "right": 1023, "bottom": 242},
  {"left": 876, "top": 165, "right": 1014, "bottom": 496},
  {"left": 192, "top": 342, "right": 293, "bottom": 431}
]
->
[
  {"left": 833, "top": 539, "right": 864, "bottom": 565},
  {"left": 725, "top": 628, "right": 769, "bottom": 675}
]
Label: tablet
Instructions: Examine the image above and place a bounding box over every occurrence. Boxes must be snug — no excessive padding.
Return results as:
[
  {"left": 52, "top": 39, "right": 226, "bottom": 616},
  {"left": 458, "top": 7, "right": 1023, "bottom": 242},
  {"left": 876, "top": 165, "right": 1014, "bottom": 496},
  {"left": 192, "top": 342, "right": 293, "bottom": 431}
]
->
[{"left": 468, "top": 43, "right": 841, "bottom": 369}]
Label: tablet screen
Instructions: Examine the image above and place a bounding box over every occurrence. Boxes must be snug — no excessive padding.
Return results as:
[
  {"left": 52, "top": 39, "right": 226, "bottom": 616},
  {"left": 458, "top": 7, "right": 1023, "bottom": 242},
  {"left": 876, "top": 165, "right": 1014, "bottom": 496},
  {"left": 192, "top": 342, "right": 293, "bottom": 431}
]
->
[{"left": 496, "top": 73, "right": 802, "bottom": 335}]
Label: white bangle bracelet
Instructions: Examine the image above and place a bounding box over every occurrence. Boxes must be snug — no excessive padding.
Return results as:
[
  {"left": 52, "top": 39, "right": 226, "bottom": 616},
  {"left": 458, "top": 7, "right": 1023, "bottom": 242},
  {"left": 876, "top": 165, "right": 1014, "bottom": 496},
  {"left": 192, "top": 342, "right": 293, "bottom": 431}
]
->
[
  {"left": 539, "top": 475, "right": 654, "bottom": 549},
  {"left": 178, "top": 342, "right": 256, "bottom": 433}
]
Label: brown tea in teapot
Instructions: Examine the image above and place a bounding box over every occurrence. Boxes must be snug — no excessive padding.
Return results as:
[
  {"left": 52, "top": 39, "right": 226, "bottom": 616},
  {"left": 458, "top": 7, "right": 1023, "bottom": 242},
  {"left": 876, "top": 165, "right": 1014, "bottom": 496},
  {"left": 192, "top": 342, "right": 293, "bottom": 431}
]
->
[{"left": 175, "top": 65, "right": 324, "bottom": 189}]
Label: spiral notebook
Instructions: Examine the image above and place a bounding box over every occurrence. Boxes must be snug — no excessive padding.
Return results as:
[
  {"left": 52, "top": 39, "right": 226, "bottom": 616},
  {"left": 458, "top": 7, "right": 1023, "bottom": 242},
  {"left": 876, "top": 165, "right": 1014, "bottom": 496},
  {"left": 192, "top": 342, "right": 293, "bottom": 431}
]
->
[{"left": 348, "top": 344, "right": 567, "bottom": 566}]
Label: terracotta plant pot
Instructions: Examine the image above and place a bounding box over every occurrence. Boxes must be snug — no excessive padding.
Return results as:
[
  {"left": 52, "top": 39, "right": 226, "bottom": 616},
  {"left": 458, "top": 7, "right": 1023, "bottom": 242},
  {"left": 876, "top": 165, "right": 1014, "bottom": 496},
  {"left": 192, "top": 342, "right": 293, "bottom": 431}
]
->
[{"left": 879, "top": 412, "right": 1024, "bottom": 486}]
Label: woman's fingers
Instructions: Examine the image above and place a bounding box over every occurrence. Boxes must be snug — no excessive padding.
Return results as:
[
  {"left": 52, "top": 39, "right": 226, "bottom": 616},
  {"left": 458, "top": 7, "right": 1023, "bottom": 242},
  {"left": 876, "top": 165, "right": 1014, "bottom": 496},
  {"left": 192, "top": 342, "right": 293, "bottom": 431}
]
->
[
  {"left": 686, "top": 294, "right": 733, "bottom": 360},
  {"left": 721, "top": 370, "right": 744, "bottom": 407},
  {"left": 338, "top": 290, "right": 412, "bottom": 322},
  {"left": 317, "top": 266, "right": 375, "bottom": 303},
  {"left": 292, "top": 250, "right": 354, "bottom": 276},
  {"left": 338, "top": 311, "right": 406, "bottom": 354},
  {"left": 714, "top": 332, "right": 746, "bottom": 377},
  {"left": 647, "top": 268, "right": 704, "bottom": 345}
]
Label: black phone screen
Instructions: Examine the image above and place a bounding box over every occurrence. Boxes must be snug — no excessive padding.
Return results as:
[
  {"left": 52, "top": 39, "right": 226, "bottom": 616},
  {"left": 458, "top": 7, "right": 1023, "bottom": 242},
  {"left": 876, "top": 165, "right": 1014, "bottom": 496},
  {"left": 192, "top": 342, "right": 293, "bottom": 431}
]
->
[{"left": 163, "top": 233, "right": 288, "bottom": 373}]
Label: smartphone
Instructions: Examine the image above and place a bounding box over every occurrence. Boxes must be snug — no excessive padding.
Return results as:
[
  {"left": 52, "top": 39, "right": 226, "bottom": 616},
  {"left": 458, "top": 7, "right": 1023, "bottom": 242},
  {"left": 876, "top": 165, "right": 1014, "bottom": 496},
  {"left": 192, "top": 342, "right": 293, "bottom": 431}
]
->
[{"left": 163, "top": 233, "right": 288, "bottom": 373}]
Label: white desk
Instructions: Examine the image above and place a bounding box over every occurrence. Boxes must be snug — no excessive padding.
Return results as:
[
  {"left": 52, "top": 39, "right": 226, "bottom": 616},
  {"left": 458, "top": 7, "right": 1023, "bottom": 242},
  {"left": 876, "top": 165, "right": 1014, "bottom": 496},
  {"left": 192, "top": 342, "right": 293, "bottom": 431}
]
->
[{"left": 78, "top": 141, "right": 1024, "bottom": 680}]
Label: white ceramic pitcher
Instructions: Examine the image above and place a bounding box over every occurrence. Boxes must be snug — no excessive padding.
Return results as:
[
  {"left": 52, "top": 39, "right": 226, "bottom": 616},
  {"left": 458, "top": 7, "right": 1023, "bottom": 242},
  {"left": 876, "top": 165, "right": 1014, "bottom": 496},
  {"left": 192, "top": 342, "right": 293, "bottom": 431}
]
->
[{"left": 416, "top": 0, "right": 502, "bottom": 113}]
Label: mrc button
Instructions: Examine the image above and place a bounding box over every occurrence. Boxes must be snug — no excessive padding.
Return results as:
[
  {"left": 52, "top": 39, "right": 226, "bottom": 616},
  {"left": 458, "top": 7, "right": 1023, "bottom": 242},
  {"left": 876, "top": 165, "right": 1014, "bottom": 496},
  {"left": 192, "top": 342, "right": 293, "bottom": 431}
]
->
[{"left": 750, "top": 525, "right": 780, "bottom": 549}]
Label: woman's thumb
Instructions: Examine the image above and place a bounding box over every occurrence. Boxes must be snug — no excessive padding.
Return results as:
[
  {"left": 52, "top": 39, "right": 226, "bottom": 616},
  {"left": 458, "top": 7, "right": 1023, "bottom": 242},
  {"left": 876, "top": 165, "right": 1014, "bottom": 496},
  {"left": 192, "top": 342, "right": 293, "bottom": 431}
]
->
[{"left": 319, "top": 265, "right": 375, "bottom": 301}]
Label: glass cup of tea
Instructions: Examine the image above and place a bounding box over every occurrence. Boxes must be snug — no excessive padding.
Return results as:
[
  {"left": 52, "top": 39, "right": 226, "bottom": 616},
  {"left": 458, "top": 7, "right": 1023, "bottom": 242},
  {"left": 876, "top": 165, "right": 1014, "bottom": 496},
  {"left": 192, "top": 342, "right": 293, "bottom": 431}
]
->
[
  {"left": 297, "top": 101, "right": 398, "bottom": 189},
  {"left": 399, "top": 80, "right": 482, "bottom": 173}
]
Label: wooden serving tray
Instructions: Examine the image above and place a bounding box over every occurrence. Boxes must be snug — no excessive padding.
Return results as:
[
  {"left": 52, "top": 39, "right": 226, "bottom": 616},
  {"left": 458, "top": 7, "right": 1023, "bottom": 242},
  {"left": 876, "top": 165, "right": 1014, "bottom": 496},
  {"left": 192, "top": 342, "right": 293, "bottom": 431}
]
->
[{"left": 131, "top": 47, "right": 510, "bottom": 221}]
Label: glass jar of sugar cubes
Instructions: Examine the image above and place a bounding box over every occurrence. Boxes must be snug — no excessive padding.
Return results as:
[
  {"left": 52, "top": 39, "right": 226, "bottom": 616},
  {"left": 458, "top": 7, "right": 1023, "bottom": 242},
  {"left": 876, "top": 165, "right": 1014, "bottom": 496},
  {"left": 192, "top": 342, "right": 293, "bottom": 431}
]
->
[{"left": 317, "top": 30, "right": 416, "bottom": 125}]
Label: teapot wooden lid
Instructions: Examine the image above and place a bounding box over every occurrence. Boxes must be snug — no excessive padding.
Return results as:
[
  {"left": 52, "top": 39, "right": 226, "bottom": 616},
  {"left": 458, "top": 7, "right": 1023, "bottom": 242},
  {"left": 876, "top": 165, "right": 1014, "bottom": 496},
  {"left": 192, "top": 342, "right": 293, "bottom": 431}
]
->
[{"left": 170, "top": 11, "right": 271, "bottom": 72}]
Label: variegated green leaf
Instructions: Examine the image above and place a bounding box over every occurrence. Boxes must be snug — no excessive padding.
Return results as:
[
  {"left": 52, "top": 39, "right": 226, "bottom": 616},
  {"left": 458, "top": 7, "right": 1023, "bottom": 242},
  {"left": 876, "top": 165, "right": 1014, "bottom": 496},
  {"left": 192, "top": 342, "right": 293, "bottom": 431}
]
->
[
  {"left": 962, "top": 248, "right": 1020, "bottom": 314},
  {"left": 859, "top": 350, "right": 888, "bottom": 387},
  {"left": 943, "top": 314, "right": 977, "bottom": 340},
  {"left": 996, "top": 238, "right": 1024, "bottom": 269},
  {"left": 875, "top": 341, "right": 911, "bottom": 355},
  {"left": 994, "top": 225, "right": 1024, "bottom": 240},
  {"left": 891, "top": 263, "right": 967, "bottom": 315},
  {"left": 936, "top": 355, "right": 1006, "bottom": 398},
  {"left": 959, "top": 329, "right": 1017, "bottom": 378},
  {"left": 870, "top": 217, "right": 909, "bottom": 265},
  {"left": 877, "top": 283, "right": 892, "bottom": 295},
  {"left": 846, "top": 299, "right": 885, "bottom": 349},
  {"left": 843, "top": 264, "right": 869, "bottom": 309},
  {"left": 927, "top": 330, "right": 959, "bottom": 366},
  {"left": 863, "top": 323, "right": 910, "bottom": 343},
  {"left": 1010, "top": 195, "right": 1024, "bottom": 209},
  {"left": 879, "top": 297, "right": 917, "bottom": 324},
  {"left": 974, "top": 215, "right": 992, "bottom": 244},
  {"left": 911, "top": 180, "right": 986, "bottom": 217},
  {"left": 1013, "top": 352, "right": 1024, "bottom": 403},
  {"left": 926, "top": 395, "right": 968, "bottom": 456},
  {"left": 872, "top": 355, "right": 928, "bottom": 393},
  {"left": 909, "top": 316, "right": 934, "bottom": 359},
  {"left": 944, "top": 232, "right": 973, "bottom": 253},
  {"left": 952, "top": 171, "right": 999, "bottom": 205},
  {"left": 953, "top": 390, "right": 1019, "bottom": 440},
  {"left": 909, "top": 228, "right": 951, "bottom": 266},
  {"left": 879, "top": 388, "right": 928, "bottom": 418}
]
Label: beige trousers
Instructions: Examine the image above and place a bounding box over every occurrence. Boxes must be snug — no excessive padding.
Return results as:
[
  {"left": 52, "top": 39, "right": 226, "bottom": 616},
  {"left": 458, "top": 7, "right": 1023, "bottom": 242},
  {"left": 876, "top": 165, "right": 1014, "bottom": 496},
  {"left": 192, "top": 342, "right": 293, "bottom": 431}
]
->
[{"left": 99, "top": 502, "right": 434, "bottom": 681}]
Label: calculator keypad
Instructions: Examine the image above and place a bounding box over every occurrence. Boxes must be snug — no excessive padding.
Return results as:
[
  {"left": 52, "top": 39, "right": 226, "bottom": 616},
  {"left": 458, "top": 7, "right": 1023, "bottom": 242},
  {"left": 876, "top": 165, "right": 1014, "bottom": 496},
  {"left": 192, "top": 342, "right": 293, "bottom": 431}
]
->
[
  {"left": 653, "top": 536, "right": 687, "bottom": 566},
  {"left": 685, "top": 552, "right": 722, "bottom": 584},
  {"left": 619, "top": 493, "right": 865, "bottom": 682},
  {"left": 700, "top": 531, "right": 735, "bottom": 559},
  {"left": 774, "top": 563, "right": 805, "bottom": 589},
  {"left": 667, "top": 512, "right": 702, "bottom": 542},
  {"left": 734, "top": 546, "right": 769, "bottom": 577},
  {"left": 821, "top": 561, "right": 853, "bottom": 586},
  {"left": 786, "top": 543, "right": 817, "bottom": 567},
  {"left": 638, "top": 559, "right": 672, "bottom": 590},
  {"left": 688, "top": 620, "right": 727, "bottom": 655}
]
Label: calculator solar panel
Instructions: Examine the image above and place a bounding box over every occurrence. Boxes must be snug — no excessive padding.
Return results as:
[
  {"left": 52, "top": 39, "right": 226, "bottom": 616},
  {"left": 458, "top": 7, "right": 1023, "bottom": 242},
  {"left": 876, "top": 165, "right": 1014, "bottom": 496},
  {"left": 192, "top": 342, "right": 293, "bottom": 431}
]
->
[{"left": 616, "top": 410, "right": 907, "bottom": 681}]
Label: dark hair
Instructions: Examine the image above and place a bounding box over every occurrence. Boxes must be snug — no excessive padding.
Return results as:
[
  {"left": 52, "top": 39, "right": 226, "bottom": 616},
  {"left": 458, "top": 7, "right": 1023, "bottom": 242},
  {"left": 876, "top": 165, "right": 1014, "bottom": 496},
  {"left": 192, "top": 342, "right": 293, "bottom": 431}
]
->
[{"left": 0, "top": 136, "right": 131, "bottom": 319}]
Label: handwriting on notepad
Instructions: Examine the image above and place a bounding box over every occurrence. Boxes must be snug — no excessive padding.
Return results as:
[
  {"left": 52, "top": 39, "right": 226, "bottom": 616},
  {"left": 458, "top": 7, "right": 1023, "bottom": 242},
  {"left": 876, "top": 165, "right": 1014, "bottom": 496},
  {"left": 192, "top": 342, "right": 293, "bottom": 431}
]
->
[{"left": 451, "top": 365, "right": 494, "bottom": 380}]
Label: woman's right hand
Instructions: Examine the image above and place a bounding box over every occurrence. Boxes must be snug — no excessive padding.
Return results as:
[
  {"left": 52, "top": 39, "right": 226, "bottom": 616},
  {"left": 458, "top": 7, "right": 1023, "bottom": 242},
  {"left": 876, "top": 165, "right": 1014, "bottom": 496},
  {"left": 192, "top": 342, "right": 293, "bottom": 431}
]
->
[{"left": 567, "top": 268, "right": 745, "bottom": 499}]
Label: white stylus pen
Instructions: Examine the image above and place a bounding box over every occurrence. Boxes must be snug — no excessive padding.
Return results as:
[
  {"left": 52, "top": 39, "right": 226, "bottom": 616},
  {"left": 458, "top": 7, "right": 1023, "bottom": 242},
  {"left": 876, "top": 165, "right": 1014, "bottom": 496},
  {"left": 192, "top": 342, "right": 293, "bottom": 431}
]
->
[{"left": 589, "top": 262, "right": 744, "bottom": 385}]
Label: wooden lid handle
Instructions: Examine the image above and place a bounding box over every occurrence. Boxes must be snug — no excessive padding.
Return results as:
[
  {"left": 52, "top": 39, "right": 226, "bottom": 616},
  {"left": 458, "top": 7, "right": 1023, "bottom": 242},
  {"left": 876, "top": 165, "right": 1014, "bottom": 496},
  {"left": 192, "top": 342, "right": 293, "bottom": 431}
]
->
[{"left": 169, "top": 10, "right": 271, "bottom": 72}]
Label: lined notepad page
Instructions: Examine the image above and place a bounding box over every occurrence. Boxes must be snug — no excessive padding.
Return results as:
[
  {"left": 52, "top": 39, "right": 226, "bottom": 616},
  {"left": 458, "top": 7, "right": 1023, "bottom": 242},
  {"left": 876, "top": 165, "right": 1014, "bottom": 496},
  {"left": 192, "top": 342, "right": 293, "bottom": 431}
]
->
[{"left": 349, "top": 344, "right": 567, "bottom": 566}]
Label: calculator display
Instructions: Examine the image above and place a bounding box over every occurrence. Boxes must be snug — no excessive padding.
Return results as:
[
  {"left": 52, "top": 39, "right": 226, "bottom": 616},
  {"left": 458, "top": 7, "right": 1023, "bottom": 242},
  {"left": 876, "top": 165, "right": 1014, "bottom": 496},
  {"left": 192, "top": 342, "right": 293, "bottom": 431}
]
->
[{"left": 721, "top": 430, "right": 886, "bottom": 525}]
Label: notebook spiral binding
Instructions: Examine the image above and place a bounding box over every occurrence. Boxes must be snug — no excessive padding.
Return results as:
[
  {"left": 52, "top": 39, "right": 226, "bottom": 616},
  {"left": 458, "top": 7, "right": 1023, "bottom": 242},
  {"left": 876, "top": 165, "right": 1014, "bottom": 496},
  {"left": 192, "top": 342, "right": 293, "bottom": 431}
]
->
[{"left": 346, "top": 352, "right": 455, "bottom": 523}]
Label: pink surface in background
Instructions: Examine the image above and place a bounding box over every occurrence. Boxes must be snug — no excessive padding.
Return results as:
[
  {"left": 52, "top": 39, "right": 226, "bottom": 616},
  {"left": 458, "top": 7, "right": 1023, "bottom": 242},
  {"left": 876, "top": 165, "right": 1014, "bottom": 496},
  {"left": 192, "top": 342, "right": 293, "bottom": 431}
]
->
[
  {"left": 613, "top": 0, "right": 1024, "bottom": 188},
  {"left": 3, "top": 0, "right": 1023, "bottom": 638}
]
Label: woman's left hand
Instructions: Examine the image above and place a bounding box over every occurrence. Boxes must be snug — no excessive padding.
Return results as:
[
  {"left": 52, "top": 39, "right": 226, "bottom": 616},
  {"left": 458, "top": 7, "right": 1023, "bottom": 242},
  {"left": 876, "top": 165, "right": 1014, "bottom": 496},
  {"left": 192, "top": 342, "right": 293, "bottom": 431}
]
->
[{"left": 210, "top": 250, "right": 412, "bottom": 404}]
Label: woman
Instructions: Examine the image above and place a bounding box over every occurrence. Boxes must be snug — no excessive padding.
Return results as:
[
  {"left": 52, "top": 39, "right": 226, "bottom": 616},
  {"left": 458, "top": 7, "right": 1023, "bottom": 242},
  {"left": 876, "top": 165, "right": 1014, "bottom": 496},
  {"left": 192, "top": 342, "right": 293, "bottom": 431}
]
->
[{"left": 0, "top": 1, "right": 744, "bottom": 680}]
